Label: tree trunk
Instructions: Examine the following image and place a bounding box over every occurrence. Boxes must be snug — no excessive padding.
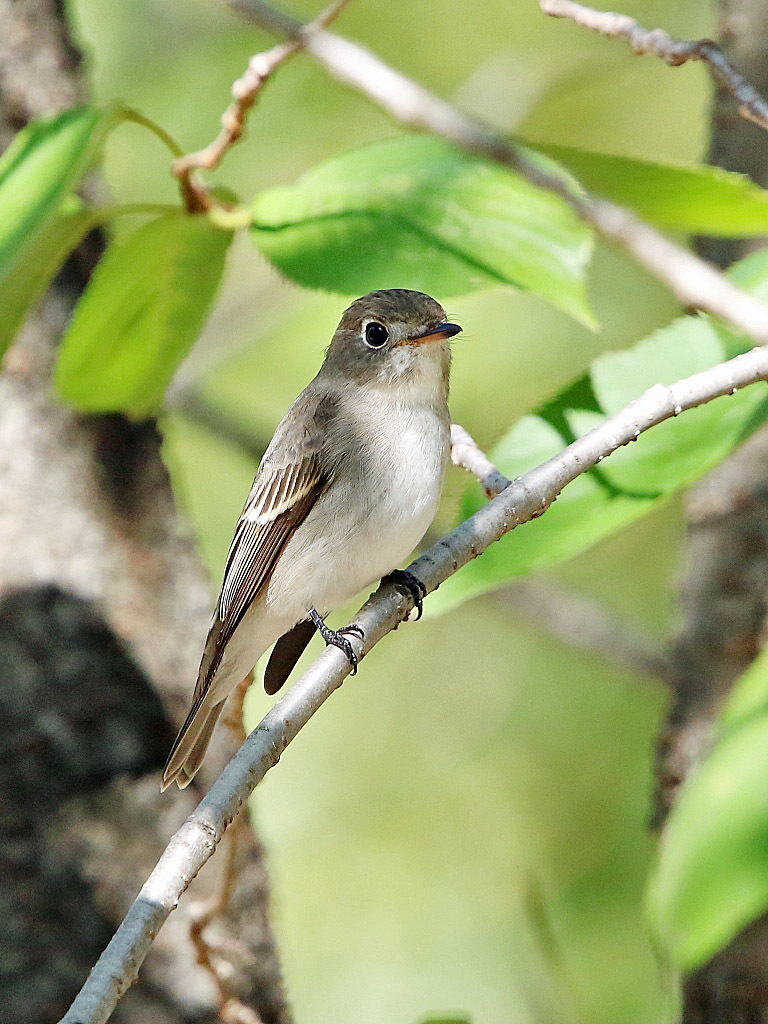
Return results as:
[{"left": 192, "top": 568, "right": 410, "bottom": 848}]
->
[
  {"left": 656, "top": 2, "right": 768, "bottom": 1020},
  {"left": 0, "top": 2, "right": 289, "bottom": 1021}
]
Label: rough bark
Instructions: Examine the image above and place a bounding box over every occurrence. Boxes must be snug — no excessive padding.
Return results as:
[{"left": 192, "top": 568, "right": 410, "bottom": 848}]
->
[
  {"left": 696, "top": 0, "right": 768, "bottom": 269},
  {"left": 0, "top": 2, "right": 288, "bottom": 1021},
  {"left": 656, "top": 1, "right": 768, "bottom": 1020}
]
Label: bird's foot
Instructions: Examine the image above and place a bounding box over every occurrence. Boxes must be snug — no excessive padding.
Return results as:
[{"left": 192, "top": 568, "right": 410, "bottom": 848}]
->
[
  {"left": 308, "top": 609, "right": 364, "bottom": 674},
  {"left": 383, "top": 569, "right": 428, "bottom": 620}
]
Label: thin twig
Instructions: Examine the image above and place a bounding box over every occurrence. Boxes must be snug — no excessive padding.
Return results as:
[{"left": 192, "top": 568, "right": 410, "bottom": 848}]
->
[
  {"left": 61, "top": 341, "right": 768, "bottom": 1024},
  {"left": 222, "top": 0, "right": 768, "bottom": 346},
  {"left": 538, "top": 0, "right": 768, "bottom": 133},
  {"left": 167, "top": 384, "right": 267, "bottom": 464},
  {"left": 498, "top": 580, "right": 672, "bottom": 683},
  {"left": 172, "top": 0, "right": 353, "bottom": 212},
  {"left": 188, "top": 826, "right": 241, "bottom": 1003},
  {"left": 450, "top": 423, "right": 511, "bottom": 498},
  {"left": 188, "top": 815, "right": 258, "bottom": 1024}
]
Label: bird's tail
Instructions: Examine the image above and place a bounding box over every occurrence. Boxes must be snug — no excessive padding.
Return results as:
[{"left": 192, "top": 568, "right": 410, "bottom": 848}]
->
[{"left": 161, "top": 699, "right": 224, "bottom": 791}]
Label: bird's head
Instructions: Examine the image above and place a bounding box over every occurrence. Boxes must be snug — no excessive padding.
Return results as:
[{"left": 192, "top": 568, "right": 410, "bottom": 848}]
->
[{"left": 323, "top": 289, "right": 461, "bottom": 392}]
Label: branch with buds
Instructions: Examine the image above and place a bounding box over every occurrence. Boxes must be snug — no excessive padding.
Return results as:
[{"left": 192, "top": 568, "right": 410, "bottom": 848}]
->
[
  {"left": 538, "top": 0, "right": 768, "bottom": 132},
  {"left": 171, "top": 0, "right": 353, "bottom": 212},
  {"left": 187, "top": 0, "right": 768, "bottom": 346},
  {"left": 163, "top": 0, "right": 768, "bottom": 342}
]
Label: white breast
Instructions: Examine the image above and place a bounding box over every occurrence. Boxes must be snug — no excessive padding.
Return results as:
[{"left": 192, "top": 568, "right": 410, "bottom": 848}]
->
[{"left": 266, "top": 387, "right": 449, "bottom": 620}]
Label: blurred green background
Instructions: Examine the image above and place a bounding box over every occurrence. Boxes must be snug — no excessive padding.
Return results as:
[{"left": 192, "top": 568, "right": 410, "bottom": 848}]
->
[{"left": 67, "top": 0, "right": 715, "bottom": 1020}]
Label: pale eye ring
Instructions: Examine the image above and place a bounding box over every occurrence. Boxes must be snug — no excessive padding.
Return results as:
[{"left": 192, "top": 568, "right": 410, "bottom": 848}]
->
[{"left": 364, "top": 321, "right": 388, "bottom": 348}]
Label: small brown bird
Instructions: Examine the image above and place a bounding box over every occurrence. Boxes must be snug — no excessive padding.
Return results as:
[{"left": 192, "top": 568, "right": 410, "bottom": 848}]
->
[{"left": 162, "top": 289, "right": 461, "bottom": 790}]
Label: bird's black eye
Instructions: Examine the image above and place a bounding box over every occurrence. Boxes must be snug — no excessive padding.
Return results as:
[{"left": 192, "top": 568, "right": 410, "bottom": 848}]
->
[{"left": 364, "top": 321, "right": 388, "bottom": 349}]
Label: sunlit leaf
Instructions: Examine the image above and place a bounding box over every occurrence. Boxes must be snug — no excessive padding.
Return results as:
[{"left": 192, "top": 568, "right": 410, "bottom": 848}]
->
[
  {"left": 250, "top": 136, "right": 594, "bottom": 325},
  {"left": 720, "top": 647, "right": 768, "bottom": 731},
  {"left": 0, "top": 107, "right": 104, "bottom": 267},
  {"left": 55, "top": 212, "right": 231, "bottom": 416},
  {"left": 429, "top": 248, "right": 768, "bottom": 615},
  {"left": 0, "top": 107, "right": 110, "bottom": 358},
  {"left": 535, "top": 143, "right": 768, "bottom": 235},
  {"left": 648, "top": 631, "right": 768, "bottom": 969},
  {"left": 0, "top": 198, "right": 92, "bottom": 355},
  {"left": 647, "top": 709, "right": 768, "bottom": 968}
]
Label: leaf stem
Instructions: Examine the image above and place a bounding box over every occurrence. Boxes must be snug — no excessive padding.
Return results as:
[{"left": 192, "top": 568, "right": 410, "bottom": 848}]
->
[
  {"left": 206, "top": 205, "right": 254, "bottom": 230},
  {"left": 79, "top": 201, "right": 252, "bottom": 234},
  {"left": 80, "top": 202, "right": 181, "bottom": 231},
  {"left": 114, "top": 106, "right": 184, "bottom": 158}
]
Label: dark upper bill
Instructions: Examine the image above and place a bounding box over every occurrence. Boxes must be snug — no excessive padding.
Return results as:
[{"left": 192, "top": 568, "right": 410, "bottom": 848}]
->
[{"left": 406, "top": 322, "right": 462, "bottom": 345}]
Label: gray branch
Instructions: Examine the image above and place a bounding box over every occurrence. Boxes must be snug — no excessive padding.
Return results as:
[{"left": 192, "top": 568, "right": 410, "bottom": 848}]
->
[
  {"left": 498, "top": 580, "right": 672, "bottom": 683},
  {"left": 538, "top": 0, "right": 768, "bottom": 132},
  {"left": 223, "top": 0, "right": 768, "bottom": 345},
  {"left": 61, "top": 338, "right": 768, "bottom": 1024}
]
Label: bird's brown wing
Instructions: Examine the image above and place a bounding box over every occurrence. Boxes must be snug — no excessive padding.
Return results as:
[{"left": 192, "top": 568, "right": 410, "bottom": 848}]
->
[
  {"left": 192, "top": 452, "right": 328, "bottom": 705},
  {"left": 163, "top": 388, "right": 337, "bottom": 789},
  {"left": 162, "top": 455, "right": 327, "bottom": 789}
]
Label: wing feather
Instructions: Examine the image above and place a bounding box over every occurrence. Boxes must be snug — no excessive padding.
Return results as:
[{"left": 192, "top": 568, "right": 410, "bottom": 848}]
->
[
  {"left": 193, "top": 453, "right": 327, "bottom": 703},
  {"left": 163, "top": 387, "right": 340, "bottom": 788}
]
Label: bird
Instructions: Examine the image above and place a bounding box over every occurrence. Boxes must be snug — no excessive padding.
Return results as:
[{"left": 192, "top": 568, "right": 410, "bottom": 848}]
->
[{"left": 162, "top": 289, "right": 461, "bottom": 790}]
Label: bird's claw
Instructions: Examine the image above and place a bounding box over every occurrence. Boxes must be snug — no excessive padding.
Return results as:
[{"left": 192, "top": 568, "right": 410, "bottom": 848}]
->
[
  {"left": 325, "top": 628, "right": 360, "bottom": 674},
  {"left": 339, "top": 624, "right": 365, "bottom": 640},
  {"left": 309, "top": 609, "right": 364, "bottom": 674},
  {"left": 383, "top": 569, "right": 427, "bottom": 620}
]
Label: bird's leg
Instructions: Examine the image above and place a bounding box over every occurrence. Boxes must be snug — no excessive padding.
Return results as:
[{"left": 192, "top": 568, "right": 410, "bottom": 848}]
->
[
  {"left": 382, "top": 568, "right": 428, "bottom": 620},
  {"left": 308, "top": 608, "right": 364, "bottom": 674}
]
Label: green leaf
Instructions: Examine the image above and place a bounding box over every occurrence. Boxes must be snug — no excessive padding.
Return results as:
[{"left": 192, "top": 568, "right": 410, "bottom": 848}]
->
[
  {"left": 0, "top": 107, "right": 104, "bottom": 267},
  {"left": 720, "top": 647, "right": 768, "bottom": 732},
  {"left": 429, "top": 248, "right": 768, "bottom": 615},
  {"left": 647, "top": 709, "right": 768, "bottom": 968},
  {"left": 648, "top": 637, "right": 768, "bottom": 968},
  {"left": 534, "top": 142, "right": 768, "bottom": 236},
  {"left": 250, "top": 136, "right": 594, "bottom": 325},
  {"left": 0, "top": 107, "right": 110, "bottom": 359},
  {"left": 55, "top": 212, "right": 231, "bottom": 416},
  {"left": 0, "top": 199, "right": 93, "bottom": 356}
]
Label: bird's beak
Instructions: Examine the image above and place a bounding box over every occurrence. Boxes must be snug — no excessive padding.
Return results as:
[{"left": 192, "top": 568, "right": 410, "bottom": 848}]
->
[{"left": 406, "top": 322, "right": 462, "bottom": 345}]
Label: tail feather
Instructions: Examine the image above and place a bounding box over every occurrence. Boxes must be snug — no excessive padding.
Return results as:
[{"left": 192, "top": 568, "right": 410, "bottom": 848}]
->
[{"left": 162, "top": 701, "right": 224, "bottom": 791}]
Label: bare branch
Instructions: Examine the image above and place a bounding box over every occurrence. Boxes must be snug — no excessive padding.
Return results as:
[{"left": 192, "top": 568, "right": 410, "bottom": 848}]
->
[
  {"left": 221, "top": 0, "right": 768, "bottom": 345},
  {"left": 498, "top": 580, "right": 672, "bottom": 682},
  {"left": 172, "top": 0, "right": 352, "bottom": 212},
  {"left": 61, "top": 338, "right": 768, "bottom": 1024},
  {"left": 166, "top": 383, "right": 267, "bottom": 463},
  {"left": 538, "top": 0, "right": 768, "bottom": 133}
]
